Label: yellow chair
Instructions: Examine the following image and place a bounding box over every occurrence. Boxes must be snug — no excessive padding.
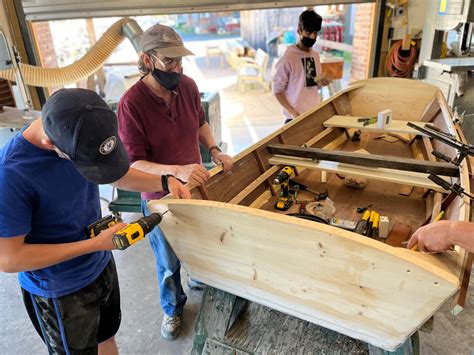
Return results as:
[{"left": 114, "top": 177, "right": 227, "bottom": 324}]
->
[{"left": 236, "top": 48, "right": 269, "bottom": 93}]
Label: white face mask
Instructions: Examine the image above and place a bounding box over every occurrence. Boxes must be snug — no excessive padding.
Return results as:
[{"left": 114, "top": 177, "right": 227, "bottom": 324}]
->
[{"left": 53, "top": 146, "right": 71, "bottom": 160}]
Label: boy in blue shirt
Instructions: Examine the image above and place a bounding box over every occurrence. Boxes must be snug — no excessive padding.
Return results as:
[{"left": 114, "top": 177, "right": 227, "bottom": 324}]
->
[{"left": 0, "top": 88, "right": 190, "bottom": 354}]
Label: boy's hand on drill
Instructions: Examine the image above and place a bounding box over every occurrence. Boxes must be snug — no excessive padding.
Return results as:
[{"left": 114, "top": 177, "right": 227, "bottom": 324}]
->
[
  {"left": 168, "top": 176, "right": 192, "bottom": 199},
  {"left": 95, "top": 223, "right": 127, "bottom": 250}
]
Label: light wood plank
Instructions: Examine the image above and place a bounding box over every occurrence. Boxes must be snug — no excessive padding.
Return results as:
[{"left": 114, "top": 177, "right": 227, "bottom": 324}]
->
[
  {"left": 321, "top": 132, "right": 348, "bottom": 150},
  {"left": 422, "top": 136, "right": 444, "bottom": 222},
  {"left": 451, "top": 133, "right": 474, "bottom": 310},
  {"left": 229, "top": 166, "right": 279, "bottom": 205},
  {"left": 398, "top": 185, "right": 414, "bottom": 196},
  {"left": 348, "top": 78, "right": 438, "bottom": 121},
  {"left": 302, "top": 127, "right": 342, "bottom": 181},
  {"left": 410, "top": 138, "right": 426, "bottom": 160},
  {"left": 324, "top": 115, "right": 429, "bottom": 136},
  {"left": 304, "top": 127, "right": 336, "bottom": 147},
  {"left": 411, "top": 138, "right": 430, "bottom": 200},
  {"left": 268, "top": 155, "right": 450, "bottom": 192},
  {"left": 199, "top": 185, "right": 210, "bottom": 200},
  {"left": 419, "top": 97, "right": 441, "bottom": 122},
  {"left": 253, "top": 150, "right": 276, "bottom": 195},
  {"left": 421, "top": 136, "right": 435, "bottom": 160},
  {"left": 248, "top": 190, "right": 272, "bottom": 209}
]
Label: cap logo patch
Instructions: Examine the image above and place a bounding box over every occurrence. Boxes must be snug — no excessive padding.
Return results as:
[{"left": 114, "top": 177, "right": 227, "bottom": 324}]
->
[{"left": 99, "top": 136, "right": 116, "bottom": 155}]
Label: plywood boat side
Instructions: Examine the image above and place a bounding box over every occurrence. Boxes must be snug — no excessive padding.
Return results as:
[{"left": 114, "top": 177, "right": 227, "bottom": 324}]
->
[
  {"left": 151, "top": 78, "right": 471, "bottom": 350},
  {"left": 148, "top": 199, "right": 459, "bottom": 350},
  {"left": 348, "top": 78, "right": 439, "bottom": 121}
]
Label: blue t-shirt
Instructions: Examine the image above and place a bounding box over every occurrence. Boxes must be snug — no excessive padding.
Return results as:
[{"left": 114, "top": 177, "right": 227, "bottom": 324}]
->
[{"left": 0, "top": 131, "right": 111, "bottom": 298}]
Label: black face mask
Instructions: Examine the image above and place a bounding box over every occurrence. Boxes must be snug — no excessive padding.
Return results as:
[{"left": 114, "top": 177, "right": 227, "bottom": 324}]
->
[
  {"left": 301, "top": 36, "right": 316, "bottom": 48},
  {"left": 151, "top": 67, "right": 181, "bottom": 91}
]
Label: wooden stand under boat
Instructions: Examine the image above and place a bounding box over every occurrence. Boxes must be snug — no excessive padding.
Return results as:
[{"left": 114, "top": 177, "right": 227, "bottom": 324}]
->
[{"left": 148, "top": 78, "right": 472, "bottom": 351}]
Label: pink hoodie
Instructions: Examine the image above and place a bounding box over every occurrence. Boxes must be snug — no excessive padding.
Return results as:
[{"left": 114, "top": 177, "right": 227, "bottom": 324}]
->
[{"left": 272, "top": 45, "right": 323, "bottom": 120}]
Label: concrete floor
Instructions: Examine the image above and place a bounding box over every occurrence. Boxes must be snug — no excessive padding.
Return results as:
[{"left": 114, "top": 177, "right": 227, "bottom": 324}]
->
[{"left": 1, "top": 49, "right": 474, "bottom": 354}]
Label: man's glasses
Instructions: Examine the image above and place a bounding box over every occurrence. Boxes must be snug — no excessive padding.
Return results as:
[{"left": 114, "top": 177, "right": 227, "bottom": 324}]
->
[{"left": 152, "top": 54, "right": 182, "bottom": 70}]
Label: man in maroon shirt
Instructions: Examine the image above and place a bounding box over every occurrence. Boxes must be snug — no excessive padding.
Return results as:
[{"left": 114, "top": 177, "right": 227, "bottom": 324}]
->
[{"left": 117, "top": 24, "right": 233, "bottom": 340}]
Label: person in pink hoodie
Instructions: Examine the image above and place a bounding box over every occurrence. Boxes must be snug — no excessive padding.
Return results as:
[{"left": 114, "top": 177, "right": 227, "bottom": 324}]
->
[{"left": 273, "top": 9, "right": 330, "bottom": 123}]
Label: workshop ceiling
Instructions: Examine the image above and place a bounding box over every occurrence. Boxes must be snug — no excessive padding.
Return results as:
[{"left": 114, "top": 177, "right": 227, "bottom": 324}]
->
[{"left": 22, "top": 0, "right": 374, "bottom": 21}]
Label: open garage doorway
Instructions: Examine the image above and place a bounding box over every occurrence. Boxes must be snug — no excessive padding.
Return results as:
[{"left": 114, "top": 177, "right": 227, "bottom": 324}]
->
[{"left": 30, "top": 4, "right": 376, "bottom": 156}]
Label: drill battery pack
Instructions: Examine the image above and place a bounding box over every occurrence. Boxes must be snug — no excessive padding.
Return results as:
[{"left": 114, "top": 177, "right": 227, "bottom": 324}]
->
[
  {"left": 87, "top": 214, "right": 118, "bottom": 238},
  {"left": 275, "top": 197, "right": 294, "bottom": 211}
]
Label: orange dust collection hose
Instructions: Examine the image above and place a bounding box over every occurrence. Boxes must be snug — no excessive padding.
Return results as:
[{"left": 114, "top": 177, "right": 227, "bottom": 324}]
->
[{"left": 0, "top": 17, "right": 142, "bottom": 87}]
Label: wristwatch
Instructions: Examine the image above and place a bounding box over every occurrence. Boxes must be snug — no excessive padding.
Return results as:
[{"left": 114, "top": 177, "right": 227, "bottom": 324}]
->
[
  {"left": 161, "top": 174, "right": 174, "bottom": 193},
  {"left": 208, "top": 145, "right": 222, "bottom": 154}
]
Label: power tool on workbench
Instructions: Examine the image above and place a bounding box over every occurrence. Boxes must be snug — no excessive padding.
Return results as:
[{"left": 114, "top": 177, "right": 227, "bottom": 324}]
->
[
  {"left": 274, "top": 166, "right": 295, "bottom": 211},
  {"left": 112, "top": 212, "right": 168, "bottom": 250}
]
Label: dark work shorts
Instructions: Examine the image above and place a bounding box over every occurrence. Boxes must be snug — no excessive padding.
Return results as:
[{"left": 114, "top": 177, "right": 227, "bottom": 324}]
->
[{"left": 22, "top": 257, "right": 121, "bottom": 355}]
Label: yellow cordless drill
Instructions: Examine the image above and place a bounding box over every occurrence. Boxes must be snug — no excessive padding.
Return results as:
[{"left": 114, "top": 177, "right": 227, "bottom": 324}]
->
[
  {"left": 87, "top": 212, "right": 167, "bottom": 250},
  {"left": 112, "top": 212, "right": 168, "bottom": 250},
  {"left": 274, "top": 166, "right": 295, "bottom": 211}
]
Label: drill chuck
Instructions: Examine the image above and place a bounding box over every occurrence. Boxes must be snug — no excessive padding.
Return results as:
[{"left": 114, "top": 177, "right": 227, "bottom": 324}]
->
[
  {"left": 137, "top": 213, "right": 163, "bottom": 234},
  {"left": 274, "top": 166, "right": 294, "bottom": 185}
]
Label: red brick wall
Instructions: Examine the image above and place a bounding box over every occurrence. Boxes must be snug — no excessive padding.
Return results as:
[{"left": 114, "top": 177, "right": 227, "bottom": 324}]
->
[
  {"left": 32, "top": 22, "right": 57, "bottom": 68},
  {"left": 350, "top": 3, "right": 374, "bottom": 82}
]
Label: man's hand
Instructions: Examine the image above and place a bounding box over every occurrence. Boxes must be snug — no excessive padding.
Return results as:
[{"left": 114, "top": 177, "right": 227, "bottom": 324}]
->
[
  {"left": 95, "top": 223, "right": 127, "bottom": 251},
  {"left": 407, "top": 221, "right": 454, "bottom": 252},
  {"left": 175, "top": 164, "right": 210, "bottom": 186},
  {"left": 314, "top": 74, "right": 331, "bottom": 87},
  {"left": 211, "top": 152, "right": 233, "bottom": 172},
  {"left": 289, "top": 109, "right": 301, "bottom": 118},
  {"left": 168, "top": 176, "right": 192, "bottom": 199}
]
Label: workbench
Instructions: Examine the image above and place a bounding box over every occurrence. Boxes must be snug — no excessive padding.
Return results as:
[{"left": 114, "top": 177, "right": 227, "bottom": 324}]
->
[{"left": 193, "top": 287, "right": 419, "bottom": 354}]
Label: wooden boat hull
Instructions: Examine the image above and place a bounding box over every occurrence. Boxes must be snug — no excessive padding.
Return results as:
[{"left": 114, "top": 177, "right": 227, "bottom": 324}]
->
[
  {"left": 150, "top": 199, "right": 459, "bottom": 350},
  {"left": 148, "top": 78, "right": 472, "bottom": 351}
]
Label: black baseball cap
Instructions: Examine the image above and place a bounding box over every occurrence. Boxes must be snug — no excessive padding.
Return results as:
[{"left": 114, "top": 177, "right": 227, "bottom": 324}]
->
[{"left": 42, "top": 88, "right": 130, "bottom": 184}]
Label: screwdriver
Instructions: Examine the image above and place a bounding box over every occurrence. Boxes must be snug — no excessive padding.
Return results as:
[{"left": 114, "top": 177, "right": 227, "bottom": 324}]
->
[{"left": 354, "top": 210, "right": 371, "bottom": 235}]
